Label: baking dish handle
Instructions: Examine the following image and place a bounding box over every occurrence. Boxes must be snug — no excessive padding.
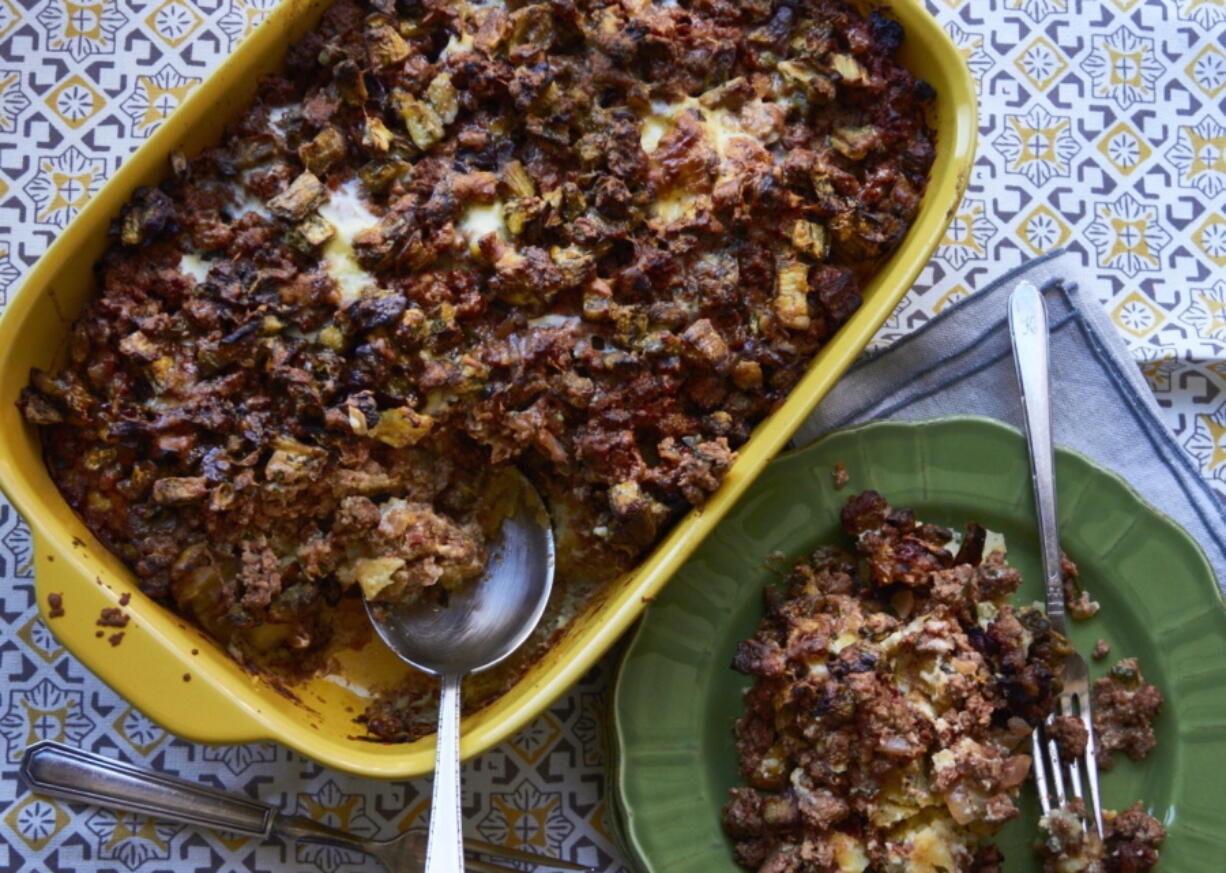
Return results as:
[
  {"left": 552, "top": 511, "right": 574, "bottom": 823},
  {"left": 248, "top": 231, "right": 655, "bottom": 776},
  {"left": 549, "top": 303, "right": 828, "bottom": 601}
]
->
[{"left": 32, "top": 532, "right": 270, "bottom": 746}]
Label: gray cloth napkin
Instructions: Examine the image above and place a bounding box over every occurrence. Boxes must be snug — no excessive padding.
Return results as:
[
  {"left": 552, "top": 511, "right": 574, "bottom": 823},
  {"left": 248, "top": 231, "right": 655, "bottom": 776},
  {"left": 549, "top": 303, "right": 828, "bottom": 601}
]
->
[{"left": 794, "top": 248, "right": 1226, "bottom": 593}]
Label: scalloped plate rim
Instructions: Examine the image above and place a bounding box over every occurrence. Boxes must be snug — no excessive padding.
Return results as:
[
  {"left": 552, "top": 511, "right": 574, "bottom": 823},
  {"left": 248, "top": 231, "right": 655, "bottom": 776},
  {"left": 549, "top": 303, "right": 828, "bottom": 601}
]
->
[{"left": 612, "top": 414, "right": 1226, "bottom": 873}]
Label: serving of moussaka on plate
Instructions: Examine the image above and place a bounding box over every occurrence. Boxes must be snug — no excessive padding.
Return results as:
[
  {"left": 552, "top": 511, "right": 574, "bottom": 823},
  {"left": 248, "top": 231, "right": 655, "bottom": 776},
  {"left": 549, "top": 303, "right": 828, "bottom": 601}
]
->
[{"left": 18, "top": 0, "right": 936, "bottom": 739}]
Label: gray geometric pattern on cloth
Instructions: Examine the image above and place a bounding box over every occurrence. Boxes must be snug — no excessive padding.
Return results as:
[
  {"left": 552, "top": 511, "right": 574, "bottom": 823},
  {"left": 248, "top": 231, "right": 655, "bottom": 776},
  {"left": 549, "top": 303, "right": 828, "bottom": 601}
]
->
[{"left": 0, "top": 0, "right": 1222, "bottom": 870}]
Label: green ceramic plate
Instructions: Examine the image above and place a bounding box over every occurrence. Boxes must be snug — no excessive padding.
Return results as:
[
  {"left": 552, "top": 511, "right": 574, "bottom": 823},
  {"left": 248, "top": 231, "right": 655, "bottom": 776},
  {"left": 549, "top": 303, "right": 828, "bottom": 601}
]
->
[{"left": 611, "top": 415, "right": 1226, "bottom": 873}]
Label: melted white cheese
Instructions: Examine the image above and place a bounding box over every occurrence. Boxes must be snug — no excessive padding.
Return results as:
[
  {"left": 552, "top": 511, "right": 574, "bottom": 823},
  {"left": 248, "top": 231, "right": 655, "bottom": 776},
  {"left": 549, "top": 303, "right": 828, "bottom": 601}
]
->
[
  {"left": 639, "top": 97, "right": 696, "bottom": 154},
  {"left": 527, "top": 313, "right": 581, "bottom": 329},
  {"left": 638, "top": 97, "right": 765, "bottom": 157},
  {"left": 639, "top": 97, "right": 774, "bottom": 220},
  {"left": 178, "top": 252, "right": 211, "bottom": 283},
  {"left": 231, "top": 188, "right": 272, "bottom": 220},
  {"left": 316, "top": 180, "right": 382, "bottom": 305},
  {"left": 455, "top": 200, "right": 508, "bottom": 254},
  {"left": 438, "top": 31, "right": 474, "bottom": 60},
  {"left": 267, "top": 105, "right": 291, "bottom": 130},
  {"left": 319, "top": 673, "right": 373, "bottom": 698}
]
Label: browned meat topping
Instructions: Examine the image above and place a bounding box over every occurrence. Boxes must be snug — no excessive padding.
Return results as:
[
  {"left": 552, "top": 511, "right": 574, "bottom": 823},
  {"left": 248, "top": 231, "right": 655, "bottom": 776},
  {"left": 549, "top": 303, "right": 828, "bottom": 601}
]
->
[
  {"left": 723, "top": 491, "right": 1069, "bottom": 873},
  {"left": 18, "top": 0, "right": 933, "bottom": 741},
  {"left": 1105, "top": 802, "right": 1165, "bottom": 872},
  {"left": 1092, "top": 657, "right": 1162, "bottom": 770},
  {"left": 1037, "top": 800, "right": 1165, "bottom": 873},
  {"left": 1092, "top": 638, "right": 1110, "bottom": 660},
  {"left": 1049, "top": 714, "right": 1088, "bottom": 760}
]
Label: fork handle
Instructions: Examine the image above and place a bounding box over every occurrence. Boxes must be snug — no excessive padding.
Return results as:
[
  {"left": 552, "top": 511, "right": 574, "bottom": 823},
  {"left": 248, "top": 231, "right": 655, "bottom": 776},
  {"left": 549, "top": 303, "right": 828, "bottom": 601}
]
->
[
  {"left": 19, "top": 741, "right": 276, "bottom": 837},
  {"left": 1009, "top": 282, "right": 1067, "bottom": 635}
]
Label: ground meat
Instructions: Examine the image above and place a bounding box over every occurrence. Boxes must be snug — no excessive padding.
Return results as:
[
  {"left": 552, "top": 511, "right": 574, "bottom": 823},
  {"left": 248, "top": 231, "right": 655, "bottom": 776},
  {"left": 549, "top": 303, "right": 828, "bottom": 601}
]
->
[
  {"left": 1049, "top": 714, "right": 1089, "bottom": 759},
  {"left": 1037, "top": 800, "right": 1165, "bottom": 873},
  {"left": 1092, "top": 639, "right": 1110, "bottom": 660},
  {"left": 239, "top": 537, "right": 283, "bottom": 610},
  {"left": 1105, "top": 802, "right": 1165, "bottom": 873},
  {"left": 725, "top": 493, "right": 1068, "bottom": 873},
  {"left": 20, "top": 0, "right": 934, "bottom": 742},
  {"left": 1093, "top": 658, "right": 1162, "bottom": 769},
  {"left": 1062, "top": 552, "right": 1100, "bottom": 620}
]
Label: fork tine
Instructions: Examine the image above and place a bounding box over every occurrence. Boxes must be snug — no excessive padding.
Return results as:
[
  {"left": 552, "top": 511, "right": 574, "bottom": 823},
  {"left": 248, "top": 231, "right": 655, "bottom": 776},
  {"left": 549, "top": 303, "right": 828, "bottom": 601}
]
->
[
  {"left": 1031, "top": 725, "right": 1053, "bottom": 815},
  {"left": 1044, "top": 718, "right": 1067, "bottom": 807},
  {"left": 1078, "top": 697, "right": 1105, "bottom": 837},
  {"left": 465, "top": 838, "right": 591, "bottom": 871},
  {"left": 467, "top": 857, "right": 531, "bottom": 873},
  {"left": 1065, "top": 735, "right": 1084, "bottom": 805}
]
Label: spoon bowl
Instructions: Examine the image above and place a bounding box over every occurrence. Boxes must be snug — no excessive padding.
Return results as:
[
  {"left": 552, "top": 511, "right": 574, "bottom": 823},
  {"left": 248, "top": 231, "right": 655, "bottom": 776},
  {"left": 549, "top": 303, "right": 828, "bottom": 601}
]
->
[
  {"left": 363, "top": 469, "right": 555, "bottom": 873},
  {"left": 364, "top": 472, "right": 556, "bottom": 677}
]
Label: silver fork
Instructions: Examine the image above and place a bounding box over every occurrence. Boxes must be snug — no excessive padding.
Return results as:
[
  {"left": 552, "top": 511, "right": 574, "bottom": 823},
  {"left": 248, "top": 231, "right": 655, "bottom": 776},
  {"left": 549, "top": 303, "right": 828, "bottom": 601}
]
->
[
  {"left": 1009, "top": 281, "right": 1104, "bottom": 838},
  {"left": 20, "top": 741, "right": 591, "bottom": 873}
]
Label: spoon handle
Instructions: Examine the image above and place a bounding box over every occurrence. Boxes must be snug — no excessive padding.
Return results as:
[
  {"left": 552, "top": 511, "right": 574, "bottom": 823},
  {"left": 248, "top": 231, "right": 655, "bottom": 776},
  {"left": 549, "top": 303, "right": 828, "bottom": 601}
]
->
[{"left": 425, "top": 673, "right": 465, "bottom": 873}]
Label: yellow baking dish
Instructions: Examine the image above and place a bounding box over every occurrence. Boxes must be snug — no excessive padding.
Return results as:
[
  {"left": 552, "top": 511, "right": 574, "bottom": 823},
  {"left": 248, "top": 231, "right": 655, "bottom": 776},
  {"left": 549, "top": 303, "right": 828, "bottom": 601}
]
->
[{"left": 0, "top": 0, "right": 975, "bottom": 777}]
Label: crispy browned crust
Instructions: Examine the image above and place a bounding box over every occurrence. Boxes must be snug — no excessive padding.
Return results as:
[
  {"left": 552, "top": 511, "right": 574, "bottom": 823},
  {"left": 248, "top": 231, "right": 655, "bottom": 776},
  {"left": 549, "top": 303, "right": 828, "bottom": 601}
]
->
[
  {"left": 20, "top": 0, "right": 934, "bottom": 740},
  {"left": 1092, "top": 658, "right": 1163, "bottom": 770},
  {"left": 723, "top": 491, "right": 1070, "bottom": 872},
  {"left": 1037, "top": 799, "right": 1165, "bottom": 873}
]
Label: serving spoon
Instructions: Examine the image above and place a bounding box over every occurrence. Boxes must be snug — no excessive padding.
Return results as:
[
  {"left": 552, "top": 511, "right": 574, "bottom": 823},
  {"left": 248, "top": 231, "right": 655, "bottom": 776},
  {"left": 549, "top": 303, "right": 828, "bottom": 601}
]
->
[{"left": 364, "top": 470, "right": 556, "bottom": 873}]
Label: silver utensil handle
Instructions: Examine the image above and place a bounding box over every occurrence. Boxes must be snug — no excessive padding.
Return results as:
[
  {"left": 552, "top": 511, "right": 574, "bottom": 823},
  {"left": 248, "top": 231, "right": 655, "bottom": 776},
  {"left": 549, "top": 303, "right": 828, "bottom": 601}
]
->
[
  {"left": 1009, "top": 281, "right": 1067, "bottom": 634},
  {"left": 425, "top": 673, "right": 466, "bottom": 873},
  {"left": 20, "top": 741, "right": 276, "bottom": 838}
]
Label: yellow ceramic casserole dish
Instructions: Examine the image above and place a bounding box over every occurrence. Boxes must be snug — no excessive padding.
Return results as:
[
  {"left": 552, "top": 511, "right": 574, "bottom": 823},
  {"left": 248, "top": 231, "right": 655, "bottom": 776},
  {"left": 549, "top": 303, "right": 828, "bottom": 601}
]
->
[{"left": 0, "top": 0, "right": 975, "bottom": 777}]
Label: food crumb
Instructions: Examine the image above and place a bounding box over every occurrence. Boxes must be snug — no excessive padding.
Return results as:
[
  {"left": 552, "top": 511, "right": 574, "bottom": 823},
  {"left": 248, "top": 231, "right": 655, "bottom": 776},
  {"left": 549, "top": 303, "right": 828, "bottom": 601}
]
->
[
  {"left": 763, "top": 550, "right": 790, "bottom": 576},
  {"left": 1093, "top": 657, "right": 1162, "bottom": 769},
  {"left": 1092, "top": 639, "right": 1111, "bottom": 660},
  {"left": 96, "top": 607, "right": 129, "bottom": 628},
  {"left": 107, "top": 632, "right": 124, "bottom": 647},
  {"left": 1061, "top": 553, "right": 1100, "bottom": 620},
  {"left": 832, "top": 461, "right": 850, "bottom": 490},
  {"left": 1049, "top": 714, "right": 1088, "bottom": 759},
  {"left": 47, "top": 593, "right": 65, "bottom": 619},
  {"left": 118, "top": 592, "right": 131, "bottom": 606}
]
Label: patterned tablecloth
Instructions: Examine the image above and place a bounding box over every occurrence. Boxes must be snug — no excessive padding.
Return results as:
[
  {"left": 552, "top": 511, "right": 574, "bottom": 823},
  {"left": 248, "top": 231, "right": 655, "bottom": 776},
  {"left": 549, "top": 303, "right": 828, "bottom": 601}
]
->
[{"left": 0, "top": 1, "right": 1223, "bottom": 870}]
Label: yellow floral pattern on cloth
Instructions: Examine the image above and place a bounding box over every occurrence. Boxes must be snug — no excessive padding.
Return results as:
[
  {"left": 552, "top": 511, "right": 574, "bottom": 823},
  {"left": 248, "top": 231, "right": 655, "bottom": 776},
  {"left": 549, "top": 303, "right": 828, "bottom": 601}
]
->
[{"left": 0, "top": 2, "right": 1224, "bottom": 871}]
